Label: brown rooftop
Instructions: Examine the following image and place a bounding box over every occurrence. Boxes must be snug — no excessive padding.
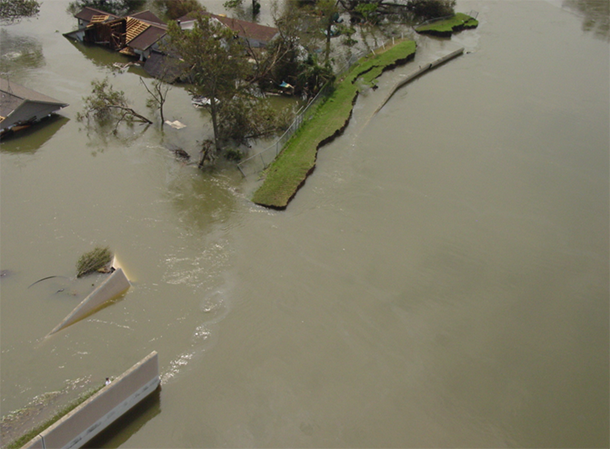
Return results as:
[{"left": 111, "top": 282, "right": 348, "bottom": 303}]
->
[
  {"left": 212, "top": 14, "right": 278, "bottom": 43},
  {"left": 130, "top": 10, "right": 165, "bottom": 25},
  {"left": 127, "top": 23, "right": 167, "bottom": 50},
  {"left": 177, "top": 13, "right": 278, "bottom": 44},
  {"left": 74, "top": 6, "right": 118, "bottom": 22}
]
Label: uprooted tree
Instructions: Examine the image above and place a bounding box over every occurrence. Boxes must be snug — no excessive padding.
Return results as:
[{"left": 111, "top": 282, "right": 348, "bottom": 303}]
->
[
  {"left": 0, "top": 0, "right": 40, "bottom": 24},
  {"left": 76, "top": 78, "right": 152, "bottom": 132}
]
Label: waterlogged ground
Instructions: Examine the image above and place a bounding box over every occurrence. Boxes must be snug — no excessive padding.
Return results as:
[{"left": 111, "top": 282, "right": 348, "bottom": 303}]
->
[{"left": 1, "top": 0, "right": 608, "bottom": 447}]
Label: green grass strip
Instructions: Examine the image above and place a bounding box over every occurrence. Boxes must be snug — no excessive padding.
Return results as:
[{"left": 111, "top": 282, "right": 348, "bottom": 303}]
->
[
  {"left": 252, "top": 40, "right": 417, "bottom": 209},
  {"left": 4, "top": 386, "right": 104, "bottom": 449},
  {"left": 415, "top": 13, "right": 479, "bottom": 36}
]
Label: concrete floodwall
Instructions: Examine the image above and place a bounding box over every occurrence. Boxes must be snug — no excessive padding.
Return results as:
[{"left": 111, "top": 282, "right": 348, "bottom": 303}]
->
[
  {"left": 21, "top": 438, "right": 44, "bottom": 449},
  {"left": 22, "top": 351, "right": 159, "bottom": 449},
  {"left": 48, "top": 268, "right": 130, "bottom": 336}
]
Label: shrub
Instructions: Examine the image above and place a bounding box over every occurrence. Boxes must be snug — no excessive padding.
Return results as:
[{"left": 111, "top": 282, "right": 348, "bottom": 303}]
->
[
  {"left": 408, "top": 0, "right": 456, "bottom": 20},
  {"left": 225, "top": 148, "right": 243, "bottom": 162},
  {"left": 76, "top": 246, "right": 113, "bottom": 278}
]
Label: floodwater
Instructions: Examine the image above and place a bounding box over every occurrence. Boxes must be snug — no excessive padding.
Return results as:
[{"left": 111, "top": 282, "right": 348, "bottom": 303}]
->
[{"left": 1, "top": 0, "right": 608, "bottom": 447}]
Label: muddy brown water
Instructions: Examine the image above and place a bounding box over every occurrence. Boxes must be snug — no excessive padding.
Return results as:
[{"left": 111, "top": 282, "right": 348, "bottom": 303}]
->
[{"left": 1, "top": 0, "right": 608, "bottom": 447}]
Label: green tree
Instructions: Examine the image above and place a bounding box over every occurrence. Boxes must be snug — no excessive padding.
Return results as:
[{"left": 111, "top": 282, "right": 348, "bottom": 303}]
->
[
  {"left": 252, "top": 0, "right": 309, "bottom": 89},
  {"left": 406, "top": 0, "right": 455, "bottom": 19},
  {"left": 223, "top": 0, "right": 261, "bottom": 19},
  {"left": 0, "top": 0, "right": 40, "bottom": 24},
  {"left": 153, "top": 0, "right": 204, "bottom": 21},
  {"left": 309, "top": 0, "right": 341, "bottom": 62},
  {"left": 76, "top": 77, "right": 152, "bottom": 132},
  {"left": 165, "top": 13, "right": 251, "bottom": 152},
  {"left": 217, "top": 95, "right": 292, "bottom": 145},
  {"left": 337, "top": 0, "right": 455, "bottom": 23},
  {"left": 297, "top": 53, "right": 335, "bottom": 97},
  {"left": 67, "top": 0, "right": 145, "bottom": 16}
]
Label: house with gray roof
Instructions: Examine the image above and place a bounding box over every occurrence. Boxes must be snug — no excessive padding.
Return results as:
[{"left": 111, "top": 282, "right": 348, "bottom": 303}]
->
[{"left": 0, "top": 78, "right": 68, "bottom": 136}]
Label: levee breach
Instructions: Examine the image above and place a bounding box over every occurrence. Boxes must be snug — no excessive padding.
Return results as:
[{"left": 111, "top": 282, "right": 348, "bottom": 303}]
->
[
  {"left": 22, "top": 351, "right": 160, "bottom": 449},
  {"left": 375, "top": 47, "right": 465, "bottom": 114}
]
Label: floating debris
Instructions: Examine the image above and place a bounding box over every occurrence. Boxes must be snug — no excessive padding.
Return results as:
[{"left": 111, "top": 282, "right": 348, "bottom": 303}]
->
[
  {"left": 165, "top": 120, "right": 186, "bottom": 129},
  {"left": 76, "top": 247, "right": 113, "bottom": 278}
]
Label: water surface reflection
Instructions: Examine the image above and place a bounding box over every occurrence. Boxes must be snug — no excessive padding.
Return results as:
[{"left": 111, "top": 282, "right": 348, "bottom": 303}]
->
[
  {"left": 0, "top": 29, "right": 45, "bottom": 74},
  {"left": 564, "top": 0, "right": 610, "bottom": 39},
  {"left": 0, "top": 116, "right": 69, "bottom": 154}
]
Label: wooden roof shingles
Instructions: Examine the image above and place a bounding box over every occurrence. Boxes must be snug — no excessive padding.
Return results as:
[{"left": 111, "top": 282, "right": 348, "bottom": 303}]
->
[{"left": 127, "top": 22, "right": 167, "bottom": 50}]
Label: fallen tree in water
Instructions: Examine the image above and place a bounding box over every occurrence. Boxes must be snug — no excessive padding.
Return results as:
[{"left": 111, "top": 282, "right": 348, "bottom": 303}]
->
[{"left": 252, "top": 39, "right": 417, "bottom": 209}]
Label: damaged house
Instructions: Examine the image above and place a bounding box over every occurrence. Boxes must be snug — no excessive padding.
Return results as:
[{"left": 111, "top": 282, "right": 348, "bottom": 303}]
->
[
  {"left": 177, "top": 13, "right": 279, "bottom": 49},
  {"left": 0, "top": 78, "right": 68, "bottom": 137},
  {"left": 64, "top": 8, "right": 279, "bottom": 82},
  {"left": 64, "top": 9, "right": 168, "bottom": 62},
  {"left": 144, "top": 13, "right": 280, "bottom": 81}
]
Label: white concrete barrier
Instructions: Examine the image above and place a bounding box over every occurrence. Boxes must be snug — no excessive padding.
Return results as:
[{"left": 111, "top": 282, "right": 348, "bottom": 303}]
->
[
  {"left": 48, "top": 267, "right": 130, "bottom": 336},
  {"left": 21, "top": 437, "right": 44, "bottom": 449},
  {"left": 22, "top": 351, "right": 160, "bottom": 449}
]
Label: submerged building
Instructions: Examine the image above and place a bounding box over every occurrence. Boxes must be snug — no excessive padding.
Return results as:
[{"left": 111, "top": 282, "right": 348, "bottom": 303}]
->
[
  {"left": 64, "top": 7, "right": 279, "bottom": 81},
  {"left": 64, "top": 8, "right": 168, "bottom": 62},
  {"left": 0, "top": 78, "right": 68, "bottom": 137}
]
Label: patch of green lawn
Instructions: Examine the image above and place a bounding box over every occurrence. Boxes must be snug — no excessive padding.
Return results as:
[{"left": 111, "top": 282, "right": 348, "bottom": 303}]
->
[
  {"left": 415, "top": 13, "right": 479, "bottom": 37},
  {"left": 252, "top": 40, "right": 416, "bottom": 209},
  {"left": 4, "top": 385, "right": 104, "bottom": 449}
]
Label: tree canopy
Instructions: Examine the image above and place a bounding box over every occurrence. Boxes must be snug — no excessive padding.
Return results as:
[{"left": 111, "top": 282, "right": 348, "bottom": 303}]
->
[
  {"left": 164, "top": 13, "right": 292, "bottom": 163},
  {"left": 76, "top": 78, "right": 152, "bottom": 132},
  {"left": 165, "top": 14, "right": 252, "bottom": 151},
  {"left": 0, "top": 0, "right": 40, "bottom": 24},
  {"left": 337, "top": 0, "right": 455, "bottom": 23},
  {"left": 153, "top": 0, "right": 204, "bottom": 21}
]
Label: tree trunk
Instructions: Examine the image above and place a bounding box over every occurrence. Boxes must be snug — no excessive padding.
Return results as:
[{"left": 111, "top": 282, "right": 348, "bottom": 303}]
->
[
  {"left": 325, "top": 21, "right": 332, "bottom": 62},
  {"left": 209, "top": 97, "right": 221, "bottom": 152}
]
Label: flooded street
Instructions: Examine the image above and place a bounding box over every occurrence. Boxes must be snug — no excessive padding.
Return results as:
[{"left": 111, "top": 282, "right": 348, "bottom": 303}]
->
[{"left": 1, "top": 0, "right": 608, "bottom": 447}]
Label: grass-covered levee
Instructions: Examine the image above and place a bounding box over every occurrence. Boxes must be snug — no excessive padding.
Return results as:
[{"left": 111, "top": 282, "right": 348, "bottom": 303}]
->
[
  {"left": 415, "top": 13, "right": 479, "bottom": 37},
  {"left": 252, "top": 40, "right": 417, "bottom": 209}
]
